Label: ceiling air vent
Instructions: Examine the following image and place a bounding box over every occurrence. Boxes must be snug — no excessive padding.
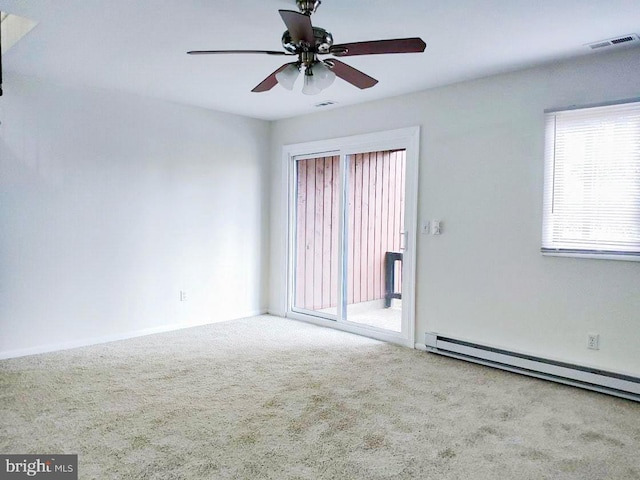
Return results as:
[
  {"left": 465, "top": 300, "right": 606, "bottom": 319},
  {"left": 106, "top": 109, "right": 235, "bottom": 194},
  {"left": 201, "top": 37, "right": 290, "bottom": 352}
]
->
[
  {"left": 586, "top": 33, "right": 639, "bottom": 50},
  {"left": 611, "top": 36, "right": 634, "bottom": 44},
  {"left": 315, "top": 101, "right": 337, "bottom": 108}
]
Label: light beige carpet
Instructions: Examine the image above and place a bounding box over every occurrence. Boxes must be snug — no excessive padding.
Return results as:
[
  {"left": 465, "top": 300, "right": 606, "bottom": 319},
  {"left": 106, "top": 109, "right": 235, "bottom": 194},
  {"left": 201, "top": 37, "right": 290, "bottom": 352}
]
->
[{"left": 1, "top": 315, "right": 639, "bottom": 479}]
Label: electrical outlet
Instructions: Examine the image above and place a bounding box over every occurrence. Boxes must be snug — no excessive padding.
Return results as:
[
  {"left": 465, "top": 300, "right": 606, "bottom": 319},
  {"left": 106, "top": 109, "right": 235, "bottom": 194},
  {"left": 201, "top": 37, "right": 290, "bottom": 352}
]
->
[
  {"left": 587, "top": 333, "right": 599, "bottom": 350},
  {"left": 179, "top": 290, "right": 187, "bottom": 302}
]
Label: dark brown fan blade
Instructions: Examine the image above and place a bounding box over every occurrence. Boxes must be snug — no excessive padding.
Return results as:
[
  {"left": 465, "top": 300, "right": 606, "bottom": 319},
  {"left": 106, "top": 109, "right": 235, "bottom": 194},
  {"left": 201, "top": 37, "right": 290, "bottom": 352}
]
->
[
  {"left": 187, "top": 50, "right": 289, "bottom": 56},
  {"left": 330, "top": 38, "right": 426, "bottom": 57},
  {"left": 326, "top": 59, "right": 378, "bottom": 89},
  {"left": 252, "top": 62, "right": 297, "bottom": 93},
  {"left": 279, "top": 10, "right": 315, "bottom": 44}
]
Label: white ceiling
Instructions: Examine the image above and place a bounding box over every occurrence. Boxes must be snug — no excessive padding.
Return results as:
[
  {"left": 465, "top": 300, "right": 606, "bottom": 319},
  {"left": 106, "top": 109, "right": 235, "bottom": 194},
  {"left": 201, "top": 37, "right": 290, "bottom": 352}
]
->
[{"left": 1, "top": 0, "right": 639, "bottom": 120}]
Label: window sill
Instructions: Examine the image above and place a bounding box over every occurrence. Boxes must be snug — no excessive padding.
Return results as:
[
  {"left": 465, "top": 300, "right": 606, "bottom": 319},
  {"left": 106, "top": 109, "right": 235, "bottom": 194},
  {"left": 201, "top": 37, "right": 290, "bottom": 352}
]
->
[{"left": 541, "top": 249, "right": 640, "bottom": 262}]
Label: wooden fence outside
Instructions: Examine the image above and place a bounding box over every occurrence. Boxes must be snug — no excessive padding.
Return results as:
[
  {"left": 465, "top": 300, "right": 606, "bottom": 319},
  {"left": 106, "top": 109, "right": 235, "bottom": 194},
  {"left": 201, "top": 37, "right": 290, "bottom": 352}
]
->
[{"left": 294, "top": 150, "right": 406, "bottom": 311}]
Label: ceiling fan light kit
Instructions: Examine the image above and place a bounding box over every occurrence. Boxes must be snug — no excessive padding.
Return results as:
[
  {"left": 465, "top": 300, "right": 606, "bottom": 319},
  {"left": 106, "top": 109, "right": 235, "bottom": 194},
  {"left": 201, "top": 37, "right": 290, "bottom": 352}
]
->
[
  {"left": 300, "top": 61, "right": 336, "bottom": 95},
  {"left": 275, "top": 63, "right": 300, "bottom": 90},
  {"left": 187, "top": 1, "right": 426, "bottom": 95},
  {"left": 310, "top": 61, "right": 336, "bottom": 89}
]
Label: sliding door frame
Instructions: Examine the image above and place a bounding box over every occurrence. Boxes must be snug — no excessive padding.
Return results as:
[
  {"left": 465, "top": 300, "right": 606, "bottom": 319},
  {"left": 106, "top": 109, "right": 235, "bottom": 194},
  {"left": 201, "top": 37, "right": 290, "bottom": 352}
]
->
[{"left": 283, "top": 127, "right": 420, "bottom": 348}]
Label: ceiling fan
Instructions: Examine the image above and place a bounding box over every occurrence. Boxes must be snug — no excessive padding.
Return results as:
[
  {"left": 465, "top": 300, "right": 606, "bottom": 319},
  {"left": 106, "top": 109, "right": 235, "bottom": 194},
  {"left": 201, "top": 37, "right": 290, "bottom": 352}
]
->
[{"left": 187, "top": 0, "right": 426, "bottom": 95}]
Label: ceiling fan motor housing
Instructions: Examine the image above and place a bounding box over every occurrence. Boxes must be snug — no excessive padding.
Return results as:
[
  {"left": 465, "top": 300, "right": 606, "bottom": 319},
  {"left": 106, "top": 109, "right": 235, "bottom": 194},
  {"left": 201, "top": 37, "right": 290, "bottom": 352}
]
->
[{"left": 282, "top": 27, "right": 333, "bottom": 54}]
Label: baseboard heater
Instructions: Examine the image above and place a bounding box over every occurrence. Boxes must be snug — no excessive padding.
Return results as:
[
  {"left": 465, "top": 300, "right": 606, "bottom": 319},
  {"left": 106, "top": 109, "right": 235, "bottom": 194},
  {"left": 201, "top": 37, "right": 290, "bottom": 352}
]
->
[{"left": 424, "top": 333, "right": 640, "bottom": 402}]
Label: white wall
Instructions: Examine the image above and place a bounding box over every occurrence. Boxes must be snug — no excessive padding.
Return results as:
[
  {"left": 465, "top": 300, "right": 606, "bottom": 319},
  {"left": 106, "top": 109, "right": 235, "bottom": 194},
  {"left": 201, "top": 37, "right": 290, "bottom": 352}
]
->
[
  {"left": 0, "top": 73, "right": 270, "bottom": 357},
  {"left": 269, "top": 48, "right": 640, "bottom": 376}
]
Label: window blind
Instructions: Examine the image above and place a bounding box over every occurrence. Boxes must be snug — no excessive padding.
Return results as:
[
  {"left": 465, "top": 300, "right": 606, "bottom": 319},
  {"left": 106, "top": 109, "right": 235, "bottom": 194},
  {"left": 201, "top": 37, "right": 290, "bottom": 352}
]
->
[{"left": 542, "top": 100, "right": 640, "bottom": 257}]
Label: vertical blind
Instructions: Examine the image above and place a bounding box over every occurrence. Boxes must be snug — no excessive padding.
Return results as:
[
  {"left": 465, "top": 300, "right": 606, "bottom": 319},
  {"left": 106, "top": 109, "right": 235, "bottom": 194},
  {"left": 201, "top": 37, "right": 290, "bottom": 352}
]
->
[{"left": 542, "top": 100, "right": 640, "bottom": 256}]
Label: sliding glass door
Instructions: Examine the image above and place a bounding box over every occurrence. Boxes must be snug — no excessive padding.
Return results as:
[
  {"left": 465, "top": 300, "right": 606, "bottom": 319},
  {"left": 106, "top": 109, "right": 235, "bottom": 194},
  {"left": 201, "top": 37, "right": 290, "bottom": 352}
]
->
[
  {"left": 286, "top": 128, "right": 418, "bottom": 346},
  {"left": 345, "top": 150, "right": 406, "bottom": 333},
  {"left": 291, "top": 154, "right": 340, "bottom": 318}
]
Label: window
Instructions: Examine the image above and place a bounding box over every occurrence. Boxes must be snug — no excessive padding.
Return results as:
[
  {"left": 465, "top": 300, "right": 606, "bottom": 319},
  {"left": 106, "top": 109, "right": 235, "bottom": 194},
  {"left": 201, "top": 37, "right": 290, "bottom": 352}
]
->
[{"left": 542, "top": 100, "right": 640, "bottom": 260}]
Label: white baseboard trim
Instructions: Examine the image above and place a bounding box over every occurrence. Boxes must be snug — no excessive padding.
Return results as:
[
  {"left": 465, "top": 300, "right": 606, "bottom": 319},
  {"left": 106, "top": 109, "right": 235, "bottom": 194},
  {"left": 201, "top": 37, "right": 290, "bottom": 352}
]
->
[
  {"left": 414, "top": 343, "right": 427, "bottom": 351},
  {"left": 0, "top": 324, "right": 185, "bottom": 360},
  {"left": 248, "top": 308, "right": 269, "bottom": 318},
  {"left": 0, "top": 309, "right": 268, "bottom": 360}
]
